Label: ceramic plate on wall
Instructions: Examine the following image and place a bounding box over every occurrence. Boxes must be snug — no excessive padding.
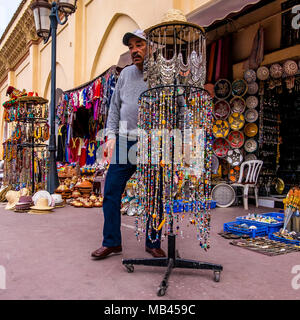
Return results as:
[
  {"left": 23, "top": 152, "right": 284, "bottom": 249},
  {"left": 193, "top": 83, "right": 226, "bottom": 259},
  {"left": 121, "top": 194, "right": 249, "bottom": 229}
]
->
[
  {"left": 228, "top": 166, "right": 241, "bottom": 183},
  {"left": 212, "top": 138, "right": 230, "bottom": 158},
  {"left": 232, "top": 79, "right": 248, "bottom": 96},
  {"left": 245, "top": 109, "right": 259, "bottom": 123},
  {"left": 230, "top": 96, "right": 246, "bottom": 113},
  {"left": 211, "top": 154, "right": 219, "bottom": 174},
  {"left": 244, "top": 69, "right": 256, "bottom": 83},
  {"left": 228, "top": 112, "right": 245, "bottom": 131},
  {"left": 245, "top": 153, "right": 257, "bottom": 161},
  {"left": 226, "top": 148, "right": 243, "bottom": 166},
  {"left": 214, "top": 79, "right": 232, "bottom": 100},
  {"left": 213, "top": 120, "right": 230, "bottom": 138},
  {"left": 247, "top": 82, "right": 259, "bottom": 95},
  {"left": 246, "top": 95, "right": 259, "bottom": 109},
  {"left": 270, "top": 63, "right": 283, "bottom": 79},
  {"left": 244, "top": 123, "right": 258, "bottom": 137},
  {"left": 228, "top": 130, "right": 244, "bottom": 148},
  {"left": 256, "top": 66, "right": 269, "bottom": 81},
  {"left": 244, "top": 139, "right": 258, "bottom": 153},
  {"left": 213, "top": 100, "right": 231, "bottom": 119},
  {"left": 283, "top": 60, "right": 298, "bottom": 76}
]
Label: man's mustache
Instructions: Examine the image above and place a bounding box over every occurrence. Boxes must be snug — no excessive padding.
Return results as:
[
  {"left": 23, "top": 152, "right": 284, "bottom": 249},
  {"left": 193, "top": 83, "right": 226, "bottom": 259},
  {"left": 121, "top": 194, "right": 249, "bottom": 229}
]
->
[{"left": 132, "top": 53, "right": 141, "bottom": 59}]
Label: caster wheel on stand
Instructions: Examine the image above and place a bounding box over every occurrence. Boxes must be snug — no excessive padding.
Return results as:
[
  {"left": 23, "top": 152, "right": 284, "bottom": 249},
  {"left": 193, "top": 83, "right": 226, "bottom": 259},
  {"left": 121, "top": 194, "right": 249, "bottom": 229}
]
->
[
  {"left": 125, "top": 264, "right": 134, "bottom": 273},
  {"left": 157, "top": 286, "right": 167, "bottom": 297},
  {"left": 214, "top": 271, "right": 221, "bottom": 282}
]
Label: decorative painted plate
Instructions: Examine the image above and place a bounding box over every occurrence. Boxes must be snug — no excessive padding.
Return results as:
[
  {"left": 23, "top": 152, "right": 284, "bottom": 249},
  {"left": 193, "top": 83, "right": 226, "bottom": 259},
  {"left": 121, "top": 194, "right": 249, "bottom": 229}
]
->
[
  {"left": 246, "top": 95, "right": 259, "bottom": 109},
  {"left": 228, "top": 130, "right": 244, "bottom": 148},
  {"left": 244, "top": 138, "right": 258, "bottom": 153},
  {"left": 214, "top": 79, "right": 232, "bottom": 100},
  {"left": 256, "top": 66, "right": 269, "bottom": 81},
  {"left": 232, "top": 79, "right": 248, "bottom": 96},
  {"left": 213, "top": 100, "right": 231, "bottom": 120},
  {"left": 228, "top": 112, "right": 245, "bottom": 130},
  {"left": 213, "top": 120, "right": 230, "bottom": 138},
  {"left": 247, "top": 82, "right": 258, "bottom": 95},
  {"left": 244, "top": 123, "right": 258, "bottom": 137},
  {"left": 270, "top": 63, "right": 283, "bottom": 79},
  {"left": 226, "top": 148, "right": 243, "bottom": 166},
  {"left": 212, "top": 138, "right": 230, "bottom": 158},
  {"left": 230, "top": 96, "right": 246, "bottom": 113},
  {"left": 245, "top": 153, "right": 257, "bottom": 161},
  {"left": 228, "top": 166, "right": 241, "bottom": 183},
  {"left": 283, "top": 60, "right": 298, "bottom": 76},
  {"left": 211, "top": 154, "right": 219, "bottom": 174},
  {"left": 244, "top": 69, "right": 256, "bottom": 83},
  {"left": 245, "top": 109, "right": 259, "bottom": 123}
]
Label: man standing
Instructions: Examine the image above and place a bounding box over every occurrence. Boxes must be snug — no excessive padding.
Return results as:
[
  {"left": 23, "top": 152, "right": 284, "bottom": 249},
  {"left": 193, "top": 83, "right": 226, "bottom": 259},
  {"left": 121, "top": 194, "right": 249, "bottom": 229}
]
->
[{"left": 91, "top": 30, "right": 166, "bottom": 260}]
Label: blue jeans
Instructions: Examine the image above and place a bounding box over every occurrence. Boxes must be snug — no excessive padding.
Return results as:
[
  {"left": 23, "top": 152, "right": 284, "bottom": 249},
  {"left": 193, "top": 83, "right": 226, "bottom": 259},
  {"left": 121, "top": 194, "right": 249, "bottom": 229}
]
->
[{"left": 102, "top": 136, "right": 162, "bottom": 249}]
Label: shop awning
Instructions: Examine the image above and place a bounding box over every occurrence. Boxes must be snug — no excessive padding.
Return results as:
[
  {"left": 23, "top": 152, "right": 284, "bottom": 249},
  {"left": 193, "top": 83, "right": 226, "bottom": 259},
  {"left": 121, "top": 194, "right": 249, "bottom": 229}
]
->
[{"left": 187, "top": 0, "right": 266, "bottom": 28}]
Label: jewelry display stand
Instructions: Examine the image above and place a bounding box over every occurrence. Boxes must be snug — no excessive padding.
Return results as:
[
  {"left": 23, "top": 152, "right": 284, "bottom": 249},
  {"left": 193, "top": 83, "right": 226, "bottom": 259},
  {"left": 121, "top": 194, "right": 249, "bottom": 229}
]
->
[
  {"left": 16, "top": 97, "right": 49, "bottom": 194},
  {"left": 122, "top": 22, "right": 223, "bottom": 296}
]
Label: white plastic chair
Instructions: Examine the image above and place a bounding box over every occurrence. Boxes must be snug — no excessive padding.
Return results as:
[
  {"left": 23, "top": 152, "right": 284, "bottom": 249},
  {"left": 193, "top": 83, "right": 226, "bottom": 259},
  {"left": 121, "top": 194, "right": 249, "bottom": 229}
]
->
[{"left": 231, "top": 160, "right": 263, "bottom": 210}]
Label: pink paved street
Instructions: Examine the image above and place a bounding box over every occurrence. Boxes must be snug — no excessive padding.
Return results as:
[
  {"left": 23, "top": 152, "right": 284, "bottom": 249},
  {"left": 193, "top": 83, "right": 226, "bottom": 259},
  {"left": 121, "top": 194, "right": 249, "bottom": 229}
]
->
[{"left": 0, "top": 203, "right": 299, "bottom": 300}]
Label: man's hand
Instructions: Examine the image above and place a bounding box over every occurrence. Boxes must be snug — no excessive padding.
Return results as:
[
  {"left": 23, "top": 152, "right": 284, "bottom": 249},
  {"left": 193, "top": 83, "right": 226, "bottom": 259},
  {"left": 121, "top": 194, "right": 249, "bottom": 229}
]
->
[{"left": 103, "top": 138, "right": 116, "bottom": 162}]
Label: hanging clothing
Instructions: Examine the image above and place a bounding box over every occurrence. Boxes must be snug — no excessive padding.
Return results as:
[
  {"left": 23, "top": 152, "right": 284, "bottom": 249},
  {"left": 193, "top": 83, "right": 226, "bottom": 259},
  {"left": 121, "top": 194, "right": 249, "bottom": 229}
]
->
[
  {"left": 86, "top": 140, "right": 97, "bottom": 165},
  {"left": 207, "top": 41, "right": 217, "bottom": 83},
  {"left": 79, "top": 139, "right": 88, "bottom": 167},
  {"left": 69, "top": 137, "right": 80, "bottom": 163},
  {"left": 57, "top": 124, "right": 67, "bottom": 162},
  {"left": 219, "top": 34, "right": 232, "bottom": 80},
  {"left": 214, "top": 38, "right": 223, "bottom": 81}
]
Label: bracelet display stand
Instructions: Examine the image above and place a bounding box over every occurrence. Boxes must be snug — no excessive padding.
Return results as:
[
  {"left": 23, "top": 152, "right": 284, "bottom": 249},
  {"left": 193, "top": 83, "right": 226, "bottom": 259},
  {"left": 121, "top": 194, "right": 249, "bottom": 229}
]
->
[
  {"left": 3, "top": 96, "right": 49, "bottom": 192},
  {"left": 122, "top": 22, "right": 223, "bottom": 296},
  {"left": 19, "top": 117, "right": 48, "bottom": 194}
]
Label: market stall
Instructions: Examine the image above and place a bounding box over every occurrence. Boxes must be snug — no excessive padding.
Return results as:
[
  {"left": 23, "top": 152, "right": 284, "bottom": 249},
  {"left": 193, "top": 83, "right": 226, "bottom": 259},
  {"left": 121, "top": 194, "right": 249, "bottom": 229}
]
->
[
  {"left": 2, "top": 87, "right": 49, "bottom": 194},
  {"left": 53, "top": 66, "right": 120, "bottom": 208}
]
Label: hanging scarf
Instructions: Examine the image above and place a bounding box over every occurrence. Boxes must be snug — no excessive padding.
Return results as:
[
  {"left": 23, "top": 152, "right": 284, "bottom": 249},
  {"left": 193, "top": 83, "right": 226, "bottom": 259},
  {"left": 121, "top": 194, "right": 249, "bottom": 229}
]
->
[{"left": 244, "top": 26, "right": 264, "bottom": 70}]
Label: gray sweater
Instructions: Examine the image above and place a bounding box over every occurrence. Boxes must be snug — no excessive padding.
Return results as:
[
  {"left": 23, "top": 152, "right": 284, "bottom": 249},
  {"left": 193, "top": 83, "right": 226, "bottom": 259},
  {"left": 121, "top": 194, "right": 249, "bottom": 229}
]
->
[{"left": 106, "top": 65, "right": 148, "bottom": 140}]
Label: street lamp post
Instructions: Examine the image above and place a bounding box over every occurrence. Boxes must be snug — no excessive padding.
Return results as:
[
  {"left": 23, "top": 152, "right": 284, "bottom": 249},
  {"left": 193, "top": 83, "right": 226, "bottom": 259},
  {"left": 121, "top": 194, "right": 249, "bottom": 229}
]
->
[{"left": 31, "top": 0, "right": 77, "bottom": 194}]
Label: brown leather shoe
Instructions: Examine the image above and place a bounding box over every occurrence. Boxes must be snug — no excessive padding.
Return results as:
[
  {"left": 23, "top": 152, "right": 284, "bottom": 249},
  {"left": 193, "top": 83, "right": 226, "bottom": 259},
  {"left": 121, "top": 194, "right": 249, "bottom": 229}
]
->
[
  {"left": 91, "top": 246, "right": 122, "bottom": 260},
  {"left": 145, "top": 247, "right": 166, "bottom": 258}
]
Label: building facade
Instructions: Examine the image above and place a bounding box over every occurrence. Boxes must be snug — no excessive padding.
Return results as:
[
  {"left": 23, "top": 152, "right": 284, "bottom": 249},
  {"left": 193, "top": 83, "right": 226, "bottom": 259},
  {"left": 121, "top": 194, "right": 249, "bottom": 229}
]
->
[{"left": 0, "top": 0, "right": 298, "bottom": 157}]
